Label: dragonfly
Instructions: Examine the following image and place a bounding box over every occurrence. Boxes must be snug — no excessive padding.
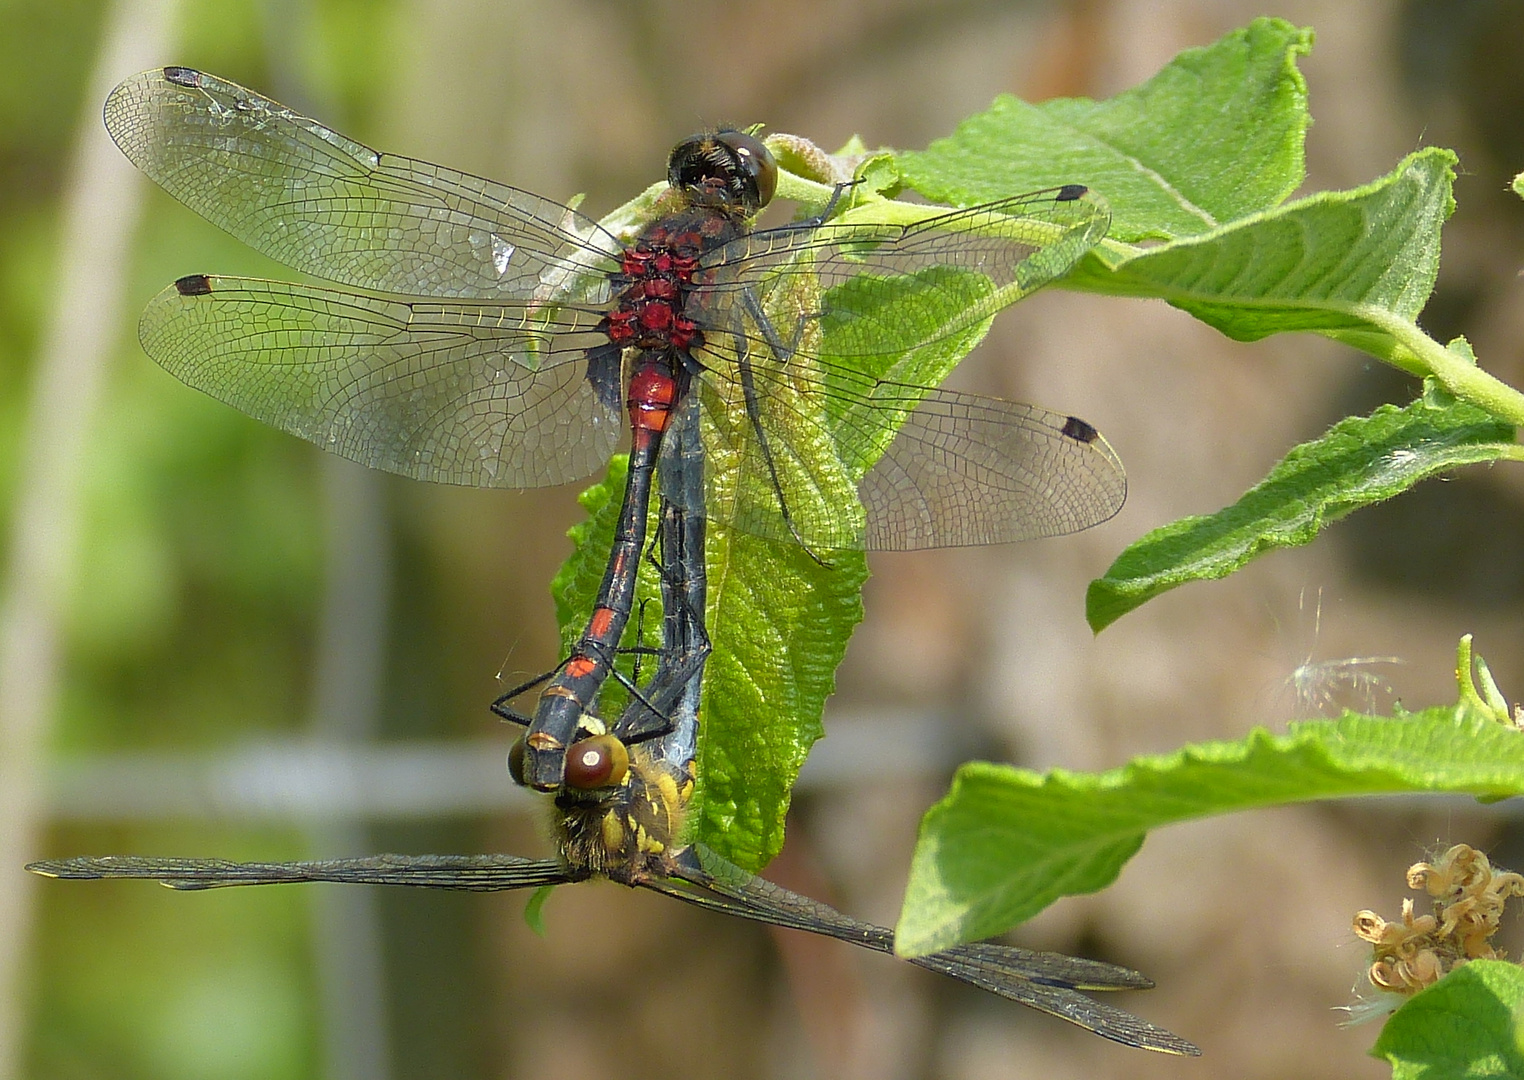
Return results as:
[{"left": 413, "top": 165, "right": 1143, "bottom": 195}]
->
[
  {"left": 507, "top": 387, "right": 714, "bottom": 796},
  {"left": 105, "top": 68, "right": 1127, "bottom": 790},
  {"left": 28, "top": 407, "right": 1195, "bottom": 1056}
]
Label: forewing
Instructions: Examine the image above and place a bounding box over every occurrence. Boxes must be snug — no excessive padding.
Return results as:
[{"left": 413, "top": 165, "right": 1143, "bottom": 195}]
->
[
  {"left": 698, "top": 186, "right": 1109, "bottom": 372},
  {"left": 27, "top": 854, "right": 574, "bottom": 890},
  {"left": 106, "top": 67, "right": 621, "bottom": 299},
  {"left": 662, "top": 847, "right": 1197, "bottom": 1054},
  {"left": 141, "top": 276, "right": 619, "bottom": 488},
  {"left": 690, "top": 187, "right": 1117, "bottom": 550},
  {"left": 925, "top": 954, "right": 1200, "bottom": 1055}
]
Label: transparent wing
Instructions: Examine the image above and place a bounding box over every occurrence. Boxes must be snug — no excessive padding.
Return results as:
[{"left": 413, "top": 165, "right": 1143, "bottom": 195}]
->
[
  {"left": 106, "top": 67, "right": 621, "bottom": 299},
  {"left": 694, "top": 348, "right": 1125, "bottom": 551},
  {"left": 659, "top": 847, "right": 1198, "bottom": 1056},
  {"left": 690, "top": 187, "right": 1122, "bottom": 551},
  {"left": 855, "top": 392, "right": 1125, "bottom": 549},
  {"left": 696, "top": 186, "right": 1108, "bottom": 348},
  {"left": 27, "top": 847, "right": 1196, "bottom": 1054},
  {"left": 27, "top": 854, "right": 576, "bottom": 890},
  {"left": 140, "top": 275, "right": 620, "bottom": 488}
]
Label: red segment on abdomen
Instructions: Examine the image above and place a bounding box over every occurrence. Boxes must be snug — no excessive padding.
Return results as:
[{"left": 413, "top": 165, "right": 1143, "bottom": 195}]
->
[
  {"left": 587, "top": 606, "right": 616, "bottom": 639},
  {"left": 627, "top": 365, "right": 676, "bottom": 434},
  {"left": 563, "top": 656, "right": 598, "bottom": 679}
]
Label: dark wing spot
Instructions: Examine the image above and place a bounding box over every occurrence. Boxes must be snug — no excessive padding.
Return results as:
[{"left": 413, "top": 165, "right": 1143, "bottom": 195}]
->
[
  {"left": 174, "top": 274, "right": 213, "bottom": 296},
  {"left": 1056, "top": 184, "right": 1088, "bottom": 202},
  {"left": 163, "top": 67, "right": 202, "bottom": 87},
  {"left": 1061, "top": 415, "right": 1099, "bottom": 443}
]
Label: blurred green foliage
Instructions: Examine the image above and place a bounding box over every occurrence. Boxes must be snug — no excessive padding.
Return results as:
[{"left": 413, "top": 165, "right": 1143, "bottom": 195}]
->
[
  {"left": 32, "top": 825, "right": 316, "bottom": 1080},
  {"left": 6, "top": 3, "right": 429, "bottom": 1079}
]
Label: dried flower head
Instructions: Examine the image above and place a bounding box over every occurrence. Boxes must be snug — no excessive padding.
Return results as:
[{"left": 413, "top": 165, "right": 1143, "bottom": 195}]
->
[{"left": 1352, "top": 844, "right": 1524, "bottom": 1000}]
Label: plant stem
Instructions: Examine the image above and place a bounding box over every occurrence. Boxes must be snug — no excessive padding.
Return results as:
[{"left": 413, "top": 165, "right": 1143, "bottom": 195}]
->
[{"left": 1357, "top": 306, "right": 1524, "bottom": 428}]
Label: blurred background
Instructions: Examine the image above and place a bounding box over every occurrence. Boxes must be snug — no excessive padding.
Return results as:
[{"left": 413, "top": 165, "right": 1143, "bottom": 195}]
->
[{"left": 4, "top": 0, "right": 1524, "bottom": 1077}]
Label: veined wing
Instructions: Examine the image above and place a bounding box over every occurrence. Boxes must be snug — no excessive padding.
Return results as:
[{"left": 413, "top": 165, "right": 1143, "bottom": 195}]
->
[
  {"left": 688, "top": 186, "right": 1119, "bottom": 551},
  {"left": 141, "top": 275, "right": 619, "bottom": 488},
  {"left": 657, "top": 846, "right": 1198, "bottom": 1055},
  {"left": 931, "top": 953, "right": 1199, "bottom": 1055},
  {"left": 853, "top": 389, "right": 1125, "bottom": 549},
  {"left": 693, "top": 337, "right": 1125, "bottom": 551},
  {"left": 26, "top": 854, "right": 576, "bottom": 890},
  {"left": 696, "top": 185, "right": 1108, "bottom": 372},
  {"left": 106, "top": 67, "right": 622, "bottom": 300}
]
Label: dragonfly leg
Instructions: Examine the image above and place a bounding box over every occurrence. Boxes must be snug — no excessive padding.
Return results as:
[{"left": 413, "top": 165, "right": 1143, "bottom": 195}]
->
[
  {"left": 604, "top": 654, "right": 674, "bottom": 727},
  {"left": 728, "top": 291, "right": 832, "bottom": 567},
  {"left": 614, "top": 642, "right": 711, "bottom": 746},
  {"left": 489, "top": 665, "right": 563, "bottom": 727},
  {"left": 779, "top": 178, "right": 860, "bottom": 230}
]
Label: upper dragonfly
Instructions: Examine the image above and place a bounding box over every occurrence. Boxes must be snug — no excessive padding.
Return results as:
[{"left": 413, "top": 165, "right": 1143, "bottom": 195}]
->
[{"left": 107, "top": 68, "right": 1127, "bottom": 786}]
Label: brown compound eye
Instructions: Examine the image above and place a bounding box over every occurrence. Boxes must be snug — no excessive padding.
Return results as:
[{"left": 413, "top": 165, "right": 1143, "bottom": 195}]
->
[
  {"left": 667, "top": 129, "right": 777, "bottom": 213},
  {"left": 564, "top": 735, "right": 629, "bottom": 789},
  {"left": 714, "top": 129, "right": 776, "bottom": 209},
  {"left": 507, "top": 737, "right": 528, "bottom": 787}
]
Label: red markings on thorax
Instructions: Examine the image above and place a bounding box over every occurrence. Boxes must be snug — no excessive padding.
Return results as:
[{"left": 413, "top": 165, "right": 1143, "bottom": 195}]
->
[{"left": 600, "top": 220, "right": 709, "bottom": 354}]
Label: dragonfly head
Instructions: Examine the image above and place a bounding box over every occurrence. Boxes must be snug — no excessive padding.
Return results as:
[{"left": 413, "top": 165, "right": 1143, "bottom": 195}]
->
[
  {"left": 562, "top": 734, "right": 630, "bottom": 789},
  {"left": 668, "top": 129, "right": 776, "bottom": 216},
  {"left": 551, "top": 743, "right": 693, "bottom": 883},
  {"left": 508, "top": 731, "right": 630, "bottom": 792}
]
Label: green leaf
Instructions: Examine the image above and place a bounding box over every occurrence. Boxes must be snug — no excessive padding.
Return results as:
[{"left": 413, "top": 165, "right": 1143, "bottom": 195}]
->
[
  {"left": 897, "top": 22, "right": 1524, "bottom": 425},
  {"left": 897, "top": 18, "right": 1312, "bottom": 241},
  {"left": 895, "top": 707, "right": 1524, "bottom": 957},
  {"left": 522, "top": 886, "right": 553, "bottom": 936},
  {"left": 1067, "top": 148, "right": 1457, "bottom": 368},
  {"left": 688, "top": 529, "right": 866, "bottom": 870},
  {"left": 1372, "top": 961, "right": 1524, "bottom": 1080},
  {"left": 1086, "top": 387, "right": 1518, "bottom": 631}
]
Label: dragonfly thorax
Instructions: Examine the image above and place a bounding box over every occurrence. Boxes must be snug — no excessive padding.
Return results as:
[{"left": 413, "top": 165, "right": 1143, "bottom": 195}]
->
[{"left": 601, "top": 207, "right": 744, "bottom": 355}]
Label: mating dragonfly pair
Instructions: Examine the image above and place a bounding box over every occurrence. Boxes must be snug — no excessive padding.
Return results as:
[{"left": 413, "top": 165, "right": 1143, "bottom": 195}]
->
[{"left": 29, "top": 68, "right": 1196, "bottom": 1055}]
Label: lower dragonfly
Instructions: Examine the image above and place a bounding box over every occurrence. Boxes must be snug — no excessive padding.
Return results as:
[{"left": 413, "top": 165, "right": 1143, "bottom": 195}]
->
[{"left": 29, "top": 403, "right": 1196, "bottom": 1057}]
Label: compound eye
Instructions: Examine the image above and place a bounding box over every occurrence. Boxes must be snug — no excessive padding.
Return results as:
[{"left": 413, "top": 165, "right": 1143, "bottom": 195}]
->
[
  {"left": 507, "top": 737, "right": 528, "bottom": 787},
  {"left": 716, "top": 130, "right": 776, "bottom": 209},
  {"left": 564, "top": 734, "right": 630, "bottom": 790}
]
